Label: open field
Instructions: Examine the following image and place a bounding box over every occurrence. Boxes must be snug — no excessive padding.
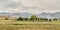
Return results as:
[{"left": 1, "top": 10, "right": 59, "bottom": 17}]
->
[{"left": 0, "top": 20, "right": 60, "bottom": 30}]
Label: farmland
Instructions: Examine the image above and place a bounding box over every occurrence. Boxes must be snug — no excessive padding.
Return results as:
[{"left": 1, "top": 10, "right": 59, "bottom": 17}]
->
[{"left": 0, "top": 20, "right": 60, "bottom": 30}]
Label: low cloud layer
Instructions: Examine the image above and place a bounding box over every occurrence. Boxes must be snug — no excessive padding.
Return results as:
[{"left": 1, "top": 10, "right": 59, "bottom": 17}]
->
[{"left": 0, "top": 0, "right": 60, "bottom": 13}]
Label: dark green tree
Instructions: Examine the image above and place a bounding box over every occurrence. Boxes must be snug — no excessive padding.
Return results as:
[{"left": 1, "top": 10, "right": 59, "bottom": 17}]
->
[
  {"left": 53, "top": 18, "right": 57, "bottom": 21},
  {"left": 24, "top": 18, "right": 28, "bottom": 21},
  {"left": 17, "top": 17, "right": 23, "bottom": 21},
  {"left": 30, "top": 15, "right": 37, "bottom": 21},
  {"left": 40, "top": 18, "right": 44, "bottom": 20},
  {"left": 5, "top": 18, "right": 8, "bottom": 20}
]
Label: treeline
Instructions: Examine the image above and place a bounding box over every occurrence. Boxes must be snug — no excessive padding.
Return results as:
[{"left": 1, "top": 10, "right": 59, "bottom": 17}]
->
[{"left": 17, "top": 15, "right": 58, "bottom": 21}]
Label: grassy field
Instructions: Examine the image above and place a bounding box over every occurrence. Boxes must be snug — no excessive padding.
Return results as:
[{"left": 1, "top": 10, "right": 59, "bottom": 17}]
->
[{"left": 0, "top": 20, "right": 60, "bottom": 30}]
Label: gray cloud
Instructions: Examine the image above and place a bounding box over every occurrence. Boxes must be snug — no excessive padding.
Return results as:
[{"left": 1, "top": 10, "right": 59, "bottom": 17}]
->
[
  {"left": 5, "top": 2, "right": 22, "bottom": 8},
  {"left": 0, "top": 0, "right": 60, "bottom": 13}
]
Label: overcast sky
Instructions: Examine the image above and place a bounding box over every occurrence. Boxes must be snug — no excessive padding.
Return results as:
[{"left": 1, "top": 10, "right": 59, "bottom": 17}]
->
[{"left": 0, "top": 0, "right": 60, "bottom": 14}]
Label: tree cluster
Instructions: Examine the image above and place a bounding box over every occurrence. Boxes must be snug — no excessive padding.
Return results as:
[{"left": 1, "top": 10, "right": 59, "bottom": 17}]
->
[{"left": 17, "top": 15, "right": 58, "bottom": 21}]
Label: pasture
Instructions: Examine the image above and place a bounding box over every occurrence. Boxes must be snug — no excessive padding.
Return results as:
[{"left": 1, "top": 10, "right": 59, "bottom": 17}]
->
[{"left": 0, "top": 20, "right": 60, "bottom": 30}]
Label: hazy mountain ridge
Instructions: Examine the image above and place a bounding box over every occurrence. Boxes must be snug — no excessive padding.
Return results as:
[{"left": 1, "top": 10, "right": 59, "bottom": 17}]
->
[
  {"left": 38, "top": 12, "right": 60, "bottom": 19},
  {"left": 0, "top": 12, "right": 32, "bottom": 18},
  {"left": 0, "top": 12, "right": 60, "bottom": 18}
]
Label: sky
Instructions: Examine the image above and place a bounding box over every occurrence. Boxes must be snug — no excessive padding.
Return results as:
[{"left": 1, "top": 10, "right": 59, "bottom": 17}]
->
[{"left": 0, "top": 0, "right": 60, "bottom": 14}]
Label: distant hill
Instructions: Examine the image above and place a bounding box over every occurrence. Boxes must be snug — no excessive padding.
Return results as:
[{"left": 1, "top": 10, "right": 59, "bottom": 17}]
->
[
  {"left": 0, "top": 12, "right": 60, "bottom": 19},
  {"left": 38, "top": 12, "right": 60, "bottom": 19},
  {"left": 0, "top": 12, "right": 32, "bottom": 18}
]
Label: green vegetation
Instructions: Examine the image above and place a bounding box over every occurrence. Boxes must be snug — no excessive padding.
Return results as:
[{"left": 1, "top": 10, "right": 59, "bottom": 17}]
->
[
  {"left": 17, "top": 15, "right": 58, "bottom": 22},
  {"left": 17, "top": 17, "right": 23, "bottom": 21},
  {"left": 5, "top": 18, "right": 8, "bottom": 20},
  {"left": 30, "top": 15, "right": 37, "bottom": 21}
]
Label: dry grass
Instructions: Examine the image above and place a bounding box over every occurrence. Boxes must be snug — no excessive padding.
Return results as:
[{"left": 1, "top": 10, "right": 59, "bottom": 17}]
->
[{"left": 0, "top": 20, "right": 60, "bottom": 30}]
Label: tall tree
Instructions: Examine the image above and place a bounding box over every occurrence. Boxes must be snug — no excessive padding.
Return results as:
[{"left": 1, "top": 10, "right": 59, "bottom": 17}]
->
[
  {"left": 17, "top": 17, "right": 23, "bottom": 21},
  {"left": 5, "top": 18, "right": 8, "bottom": 20},
  {"left": 30, "top": 15, "right": 37, "bottom": 21}
]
